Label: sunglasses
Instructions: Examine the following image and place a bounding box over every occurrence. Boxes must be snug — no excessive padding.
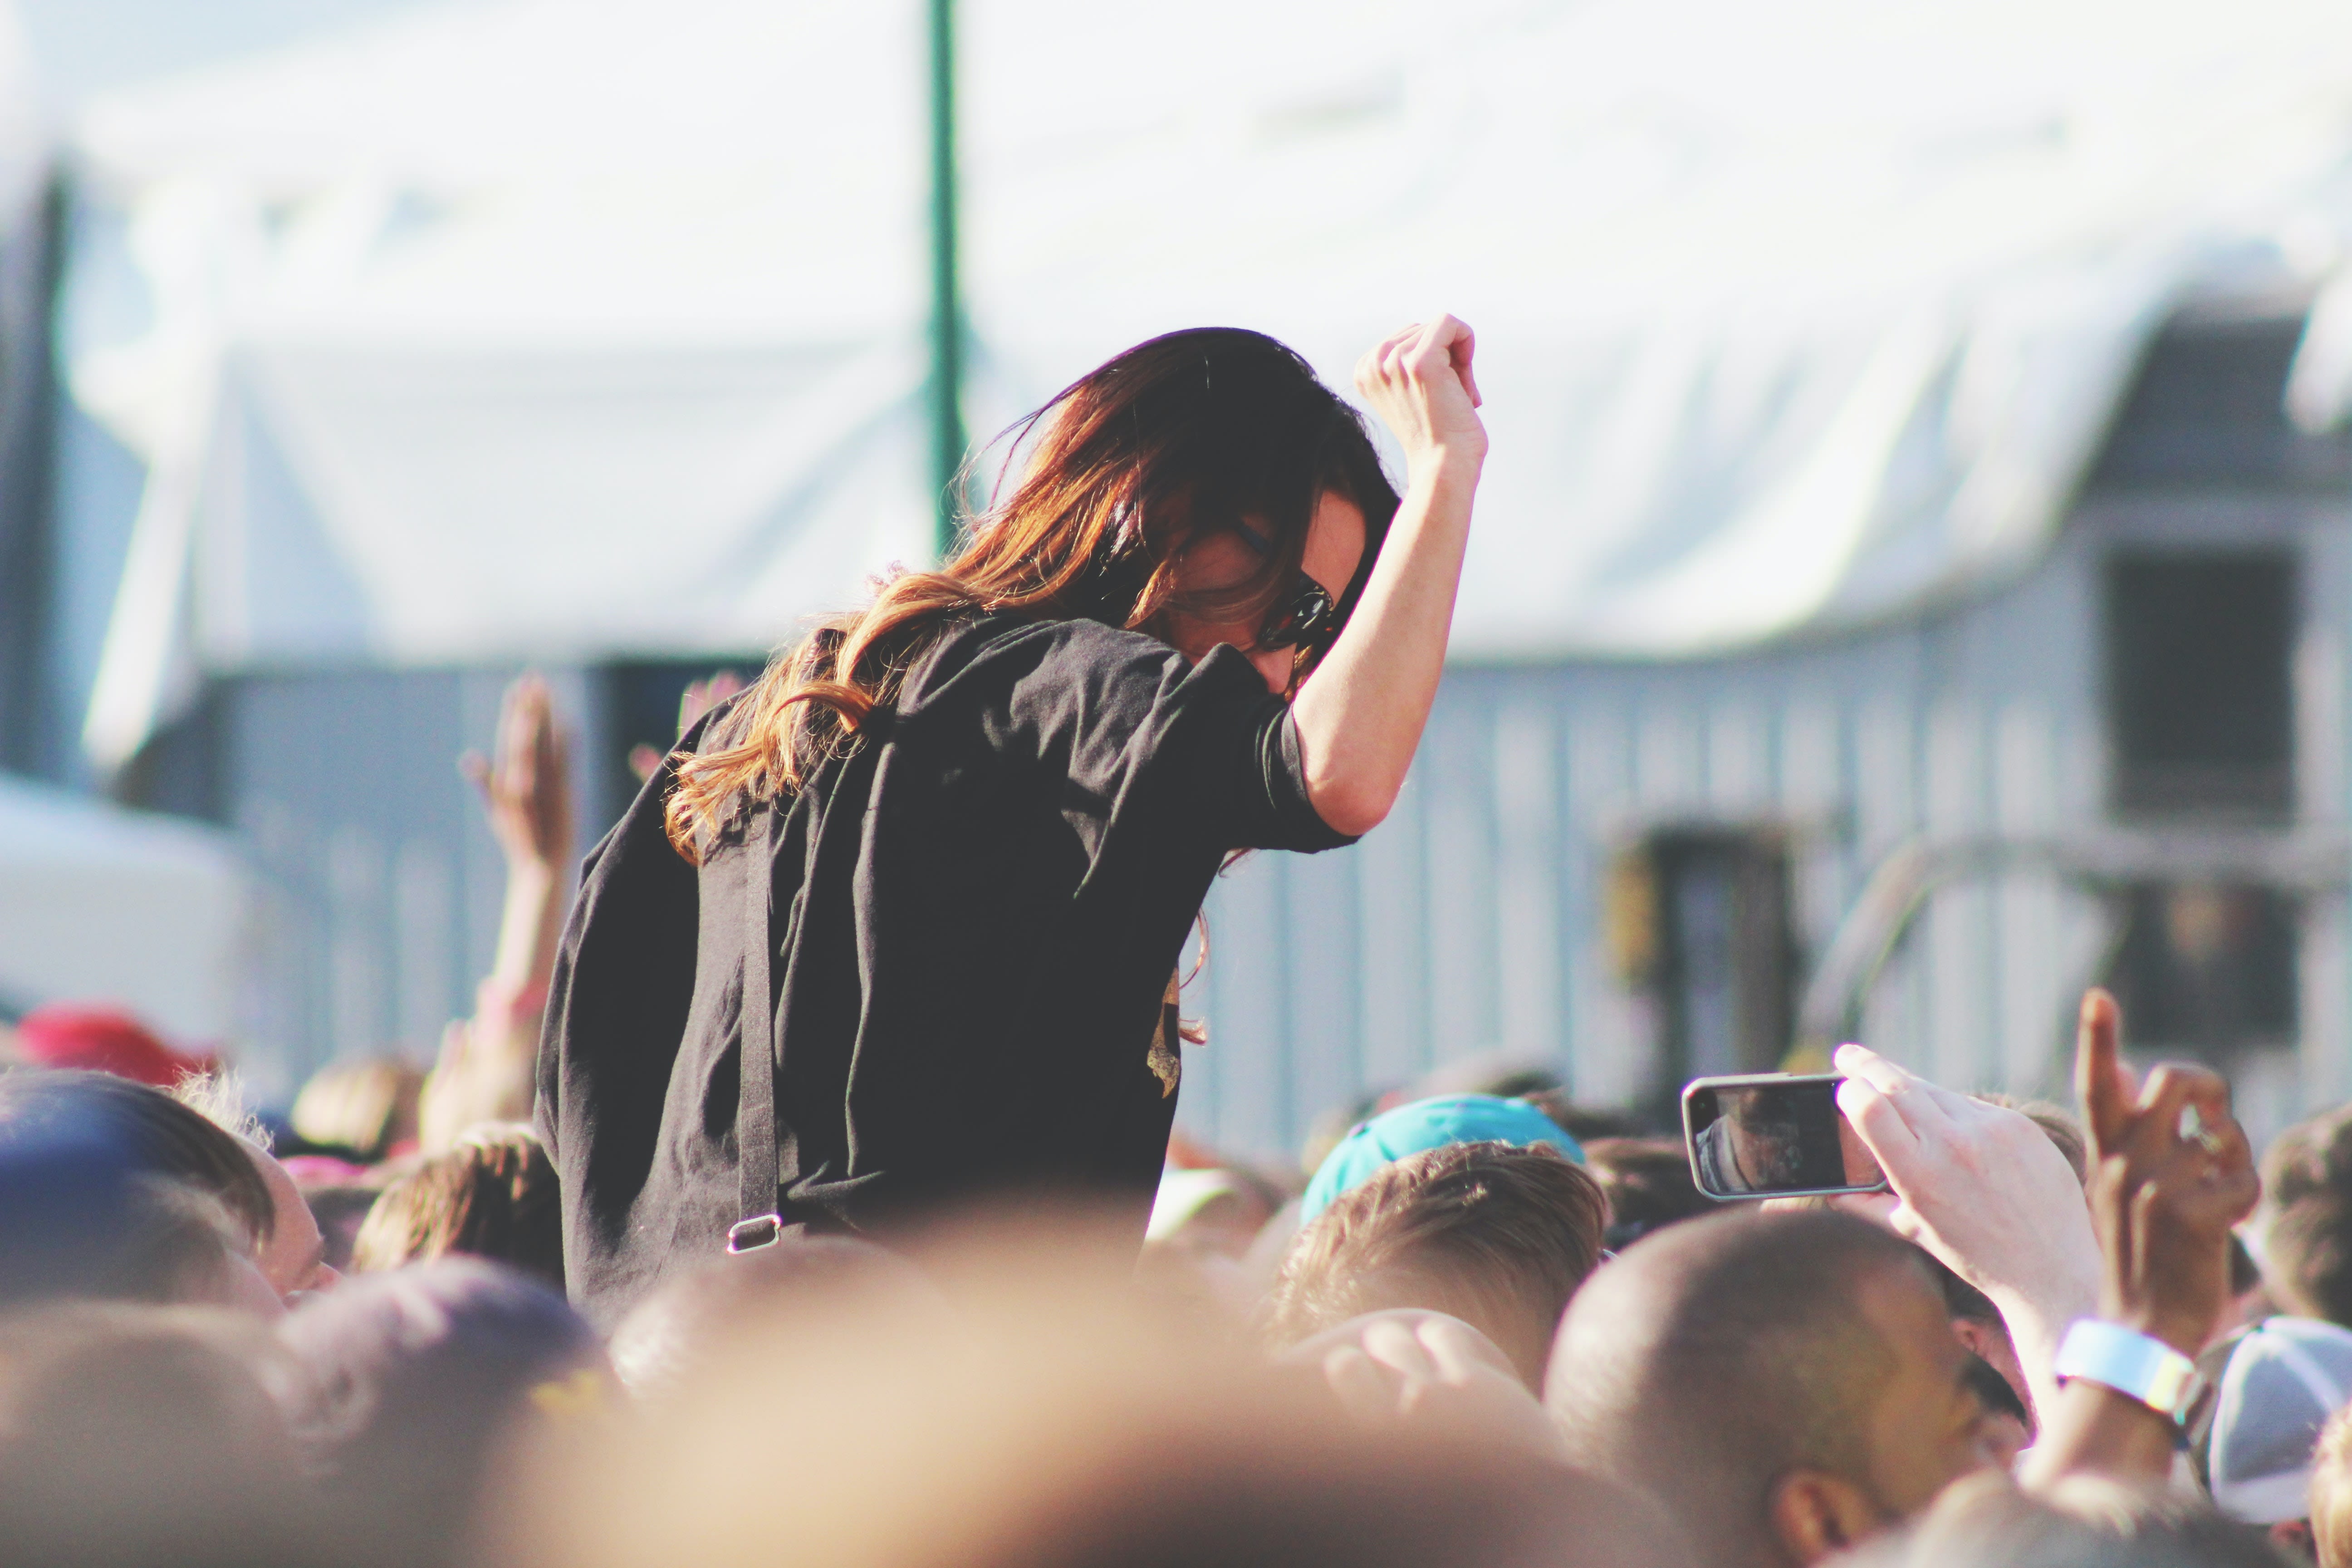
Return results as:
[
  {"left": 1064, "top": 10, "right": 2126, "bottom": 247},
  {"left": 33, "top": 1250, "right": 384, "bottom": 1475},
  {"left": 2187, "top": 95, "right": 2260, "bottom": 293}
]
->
[
  {"left": 1259, "top": 576, "right": 1342, "bottom": 655},
  {"left": 1232, "top": 522, "right": 1350, "bottom": 658}
]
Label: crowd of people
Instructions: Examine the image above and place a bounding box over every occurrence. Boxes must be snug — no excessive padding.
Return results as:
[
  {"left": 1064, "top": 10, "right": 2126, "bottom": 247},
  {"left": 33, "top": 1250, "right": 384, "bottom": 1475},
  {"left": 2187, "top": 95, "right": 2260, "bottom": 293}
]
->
[
  {"left": 0, "top": 704, "right": 2344, "bottom": 1568},
  {"left": 0, "top": 319, "right": 2341, "bottom": 1567}
]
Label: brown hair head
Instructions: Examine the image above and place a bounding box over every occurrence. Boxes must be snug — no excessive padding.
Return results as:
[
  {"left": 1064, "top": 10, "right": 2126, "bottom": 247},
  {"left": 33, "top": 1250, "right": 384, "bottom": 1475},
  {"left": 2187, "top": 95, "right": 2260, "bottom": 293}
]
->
[
  {"left": 0, "top": 1068, "right": 274, "bottom": 1250},
  {"left": 1579, "top": 1135, "right": 1714, "bottom": 1250},
  {"left": 1261, "top": 1141, "right": 1608, "bottom": 1390},
  {"left": 351, "top": 1122, "right": 562, "bottom": 1289},
  {"left": 665, "top": 327, "right": 1397, "bottom": 858},
  {"left": 2265, "top": 1105, "right": 2352, "bottom": 1211}
]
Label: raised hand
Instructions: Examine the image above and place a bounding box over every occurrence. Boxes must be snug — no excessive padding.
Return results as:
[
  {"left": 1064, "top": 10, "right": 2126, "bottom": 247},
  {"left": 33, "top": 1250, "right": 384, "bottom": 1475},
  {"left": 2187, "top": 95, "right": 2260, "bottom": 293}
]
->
[
  {"left": 629, "top": 669, "right": 747, "bottom": 784},
  {"left": 676, "top": 671, "right": 745, "bottom": 736},
  {"left": 2073, "top": 988, "right": 2259, "bottom": 1357},
  {"left": 436, "top": 675, "right": 576, "bottom": 1150},
  {"left": 1276, "top": 1308, "right": 1562, "bottom": 1457},
  {"left": 2020, "top": 989, "right": 2264, "bottom": 1491},
  {"left": 1353, "top": 315, "right": 1487, "bottom": 474},
  {"left": 461, "top": 673, "right": 573, "bottom": 872},
  {"left": 1291, "top": 317, "right": 1486, "bottom": 837},
  {"left": 1831, "top": 1042, "right": 2099, "bottom": 1423}
]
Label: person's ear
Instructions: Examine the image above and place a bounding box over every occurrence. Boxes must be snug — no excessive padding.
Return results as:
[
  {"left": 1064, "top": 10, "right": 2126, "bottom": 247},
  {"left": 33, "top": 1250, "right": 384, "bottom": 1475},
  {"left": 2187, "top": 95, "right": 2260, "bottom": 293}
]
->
[
  {"left": 1949, "top": 1316, "right": 2029, "bottom": 1403},
  {"left": 1768, "top": 1469, "right": 1884, "bottom": 1566},
  {"left": 1949, "top": 1315, "right": 2003, "bottom": 1364}
]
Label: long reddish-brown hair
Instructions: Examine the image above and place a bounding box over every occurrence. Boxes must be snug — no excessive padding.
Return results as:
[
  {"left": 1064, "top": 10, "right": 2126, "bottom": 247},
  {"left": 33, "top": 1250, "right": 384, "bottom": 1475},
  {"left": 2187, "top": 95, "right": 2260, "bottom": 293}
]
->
[{"left": 666, "top": 327, "right": 1397, "bottom": 859}]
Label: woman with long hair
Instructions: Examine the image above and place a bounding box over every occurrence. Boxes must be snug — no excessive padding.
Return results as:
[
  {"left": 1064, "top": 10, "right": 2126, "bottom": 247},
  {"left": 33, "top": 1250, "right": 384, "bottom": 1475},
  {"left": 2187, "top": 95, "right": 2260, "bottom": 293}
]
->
[{"left": 539, "top": 318, "right": 1485, "bottom": 1324}]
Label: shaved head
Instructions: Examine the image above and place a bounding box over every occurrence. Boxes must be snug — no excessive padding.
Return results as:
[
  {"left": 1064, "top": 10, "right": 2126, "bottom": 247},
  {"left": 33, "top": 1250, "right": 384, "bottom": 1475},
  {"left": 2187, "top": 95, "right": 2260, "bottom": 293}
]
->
[{"left": 1546, "top": 1210, "right": 1981, "bottom": 1568}]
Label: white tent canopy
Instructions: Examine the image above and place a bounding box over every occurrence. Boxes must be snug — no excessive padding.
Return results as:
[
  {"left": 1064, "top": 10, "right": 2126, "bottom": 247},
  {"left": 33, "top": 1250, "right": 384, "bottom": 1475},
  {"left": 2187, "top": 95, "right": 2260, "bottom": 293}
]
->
[
  {"left": 0, "top": 774, "right": 249, "bottom": 1041},
  {"left": 62, "top": 0, "right": 2352, "bottom": 768}
]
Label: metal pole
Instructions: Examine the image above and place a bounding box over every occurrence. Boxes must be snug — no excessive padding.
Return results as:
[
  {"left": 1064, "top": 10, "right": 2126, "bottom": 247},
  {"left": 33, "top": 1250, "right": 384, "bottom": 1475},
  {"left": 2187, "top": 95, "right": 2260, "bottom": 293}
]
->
[{"left": 927, "top": 0, "right": 965, "bottom": 563}]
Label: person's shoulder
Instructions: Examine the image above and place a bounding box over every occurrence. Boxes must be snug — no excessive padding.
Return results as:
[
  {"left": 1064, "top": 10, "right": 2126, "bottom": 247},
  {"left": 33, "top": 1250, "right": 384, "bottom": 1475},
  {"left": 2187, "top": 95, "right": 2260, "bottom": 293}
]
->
[
  {"left": 905, "top": 614, "right": 1188, "bottom": 710},
  {"left": 955, "top": 613, "right": 1174, "bottom": 664}
]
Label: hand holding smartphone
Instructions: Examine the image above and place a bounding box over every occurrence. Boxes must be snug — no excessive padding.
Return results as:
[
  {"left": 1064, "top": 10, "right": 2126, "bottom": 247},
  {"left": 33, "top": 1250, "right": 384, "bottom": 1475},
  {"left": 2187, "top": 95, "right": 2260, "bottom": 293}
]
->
[{"left": 1682, "top": 1073, "right": 1888, "bottom": 1200}]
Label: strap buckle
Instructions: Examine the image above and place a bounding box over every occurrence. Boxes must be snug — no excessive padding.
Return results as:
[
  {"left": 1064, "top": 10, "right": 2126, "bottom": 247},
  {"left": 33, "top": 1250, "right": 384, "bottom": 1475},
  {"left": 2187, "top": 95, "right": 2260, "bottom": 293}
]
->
[{"left": 726, "top": 1214, "right": 783, "bottom": 1254}]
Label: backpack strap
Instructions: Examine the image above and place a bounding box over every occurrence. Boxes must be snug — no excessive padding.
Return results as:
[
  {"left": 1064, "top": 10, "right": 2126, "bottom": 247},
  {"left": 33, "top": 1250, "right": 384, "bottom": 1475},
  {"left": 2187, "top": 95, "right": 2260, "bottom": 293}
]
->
[{"left": 726, "top": 804, "right": 783, "bottom": 1254}]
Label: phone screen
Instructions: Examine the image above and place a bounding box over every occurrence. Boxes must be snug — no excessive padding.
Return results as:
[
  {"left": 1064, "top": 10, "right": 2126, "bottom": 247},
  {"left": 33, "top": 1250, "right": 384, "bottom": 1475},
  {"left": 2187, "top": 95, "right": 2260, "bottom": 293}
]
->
[{"left": 1683, "top": 1075, "right": 1885, "bottom": 1199}]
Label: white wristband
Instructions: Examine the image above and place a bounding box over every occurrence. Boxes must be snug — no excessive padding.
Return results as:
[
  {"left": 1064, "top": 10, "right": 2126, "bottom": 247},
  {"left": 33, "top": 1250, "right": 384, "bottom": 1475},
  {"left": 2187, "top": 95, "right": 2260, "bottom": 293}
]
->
[{"left": 2053, "top": 1319, "right": 2207, "bottom": 1426}]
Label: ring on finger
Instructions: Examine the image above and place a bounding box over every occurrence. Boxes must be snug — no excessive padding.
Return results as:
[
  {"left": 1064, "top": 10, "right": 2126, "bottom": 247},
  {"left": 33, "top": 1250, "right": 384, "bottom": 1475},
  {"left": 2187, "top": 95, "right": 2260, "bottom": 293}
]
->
[{"left": 2180, "top": 1104, "right": 2227, "bottom": 1156}]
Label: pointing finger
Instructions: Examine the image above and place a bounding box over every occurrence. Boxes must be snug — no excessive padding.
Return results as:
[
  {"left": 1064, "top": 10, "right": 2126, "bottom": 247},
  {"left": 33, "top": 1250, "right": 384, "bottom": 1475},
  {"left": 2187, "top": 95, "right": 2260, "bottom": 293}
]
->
[{"left": 2076, "top": 988, "right": 2130, "bottom": 1156}]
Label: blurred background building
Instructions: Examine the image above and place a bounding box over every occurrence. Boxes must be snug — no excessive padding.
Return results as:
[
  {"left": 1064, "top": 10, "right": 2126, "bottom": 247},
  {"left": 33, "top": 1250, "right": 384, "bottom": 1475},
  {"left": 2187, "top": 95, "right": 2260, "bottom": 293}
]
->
[{"left": 6, "top": 0, "right": 2352, "bottom": 1157}]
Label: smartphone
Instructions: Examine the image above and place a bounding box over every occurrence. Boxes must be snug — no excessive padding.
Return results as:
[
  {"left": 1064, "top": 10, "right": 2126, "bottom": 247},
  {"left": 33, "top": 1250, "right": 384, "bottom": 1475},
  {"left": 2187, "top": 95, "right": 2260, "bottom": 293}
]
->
[{"left": 1681, "top": 1073, "right": 1888, "bottom": 1200}]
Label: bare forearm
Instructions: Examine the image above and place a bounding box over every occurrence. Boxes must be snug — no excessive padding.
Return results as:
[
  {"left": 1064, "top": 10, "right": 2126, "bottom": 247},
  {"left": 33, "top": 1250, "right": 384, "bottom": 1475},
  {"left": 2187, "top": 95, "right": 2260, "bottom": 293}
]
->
[
  {"left": 430, "top": 854, "right": 563, "bottom": 1146},
  {"left": 1988, "top": 1265, "right": 2100, "bottom": 1432},
  {"left": 1292, "top": 457, "right": 1479, "bottom": 835},
  {"left": 489, "top": 858, "right": 564, "bottom": 995},
  {"left": 2019, "top": 1381, "right": 2178, "bottom": 1492}
]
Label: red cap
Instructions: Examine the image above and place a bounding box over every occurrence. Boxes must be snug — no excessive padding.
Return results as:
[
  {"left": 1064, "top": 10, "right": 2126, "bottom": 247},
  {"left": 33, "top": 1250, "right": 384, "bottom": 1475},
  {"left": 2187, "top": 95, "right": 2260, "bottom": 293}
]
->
[{"left": 15, "top": 1004, "right": 218, "bottom": 1088}]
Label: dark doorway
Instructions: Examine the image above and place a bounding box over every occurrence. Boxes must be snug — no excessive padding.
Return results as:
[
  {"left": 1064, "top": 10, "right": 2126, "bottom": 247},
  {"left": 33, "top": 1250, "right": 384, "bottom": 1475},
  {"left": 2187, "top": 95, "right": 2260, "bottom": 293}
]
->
[
  {"left": 2099, "top": 881, "right": 2298, "bottom": 1060},
  {"left": 1612, "top": 827, "right": 1797, "bottom": 1107},
  {"left": 2104, "top": 550, "right": 2294, "bottom": 818}
]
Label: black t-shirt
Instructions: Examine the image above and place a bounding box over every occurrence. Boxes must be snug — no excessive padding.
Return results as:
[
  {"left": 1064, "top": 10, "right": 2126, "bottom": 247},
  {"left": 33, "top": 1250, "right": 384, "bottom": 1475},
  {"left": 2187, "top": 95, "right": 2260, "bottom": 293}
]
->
[{"left": 536, "top": 614, "right": 1354, "bottom": 1327}]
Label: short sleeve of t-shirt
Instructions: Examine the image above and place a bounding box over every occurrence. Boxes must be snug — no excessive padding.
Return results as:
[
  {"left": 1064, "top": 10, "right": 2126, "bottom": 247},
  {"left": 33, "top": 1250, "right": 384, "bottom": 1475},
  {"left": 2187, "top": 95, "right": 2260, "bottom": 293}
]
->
[
  {"left": 1161, "top": 645, "right": 1358, "bottom": 853},
  {"left": 911, "top": 617, "right": 1357, "bottom": 856}
]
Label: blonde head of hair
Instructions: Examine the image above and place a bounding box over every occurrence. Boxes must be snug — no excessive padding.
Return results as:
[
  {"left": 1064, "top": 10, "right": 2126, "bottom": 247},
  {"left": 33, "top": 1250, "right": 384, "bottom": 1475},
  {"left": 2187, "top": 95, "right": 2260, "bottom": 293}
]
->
[
  {"left": 291, "top": 1058, "right": 424, "bottom": 1161},
  {"left": 2309, "top": 1405, "right": 2352, "bottom": 1568}
]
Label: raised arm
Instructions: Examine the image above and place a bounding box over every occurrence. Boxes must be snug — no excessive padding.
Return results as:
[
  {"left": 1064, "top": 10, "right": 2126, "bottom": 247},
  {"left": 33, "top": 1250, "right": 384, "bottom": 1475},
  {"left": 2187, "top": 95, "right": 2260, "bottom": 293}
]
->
[
  {"left": 419, "top": 674, "right": 575, "bottom": 1149},
  {"left": 468, "top": 675, "right": 573, "bottom": 1021},
  {"left": 2020, "top": 989, "right": 2261, "bottom": 1492},
  {"left": 1291, "top": 316, "right": 1486, "bottom": 837},
  {"left": 1832, "top": 1043, "right": 2100, "bottom": 1426}
]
